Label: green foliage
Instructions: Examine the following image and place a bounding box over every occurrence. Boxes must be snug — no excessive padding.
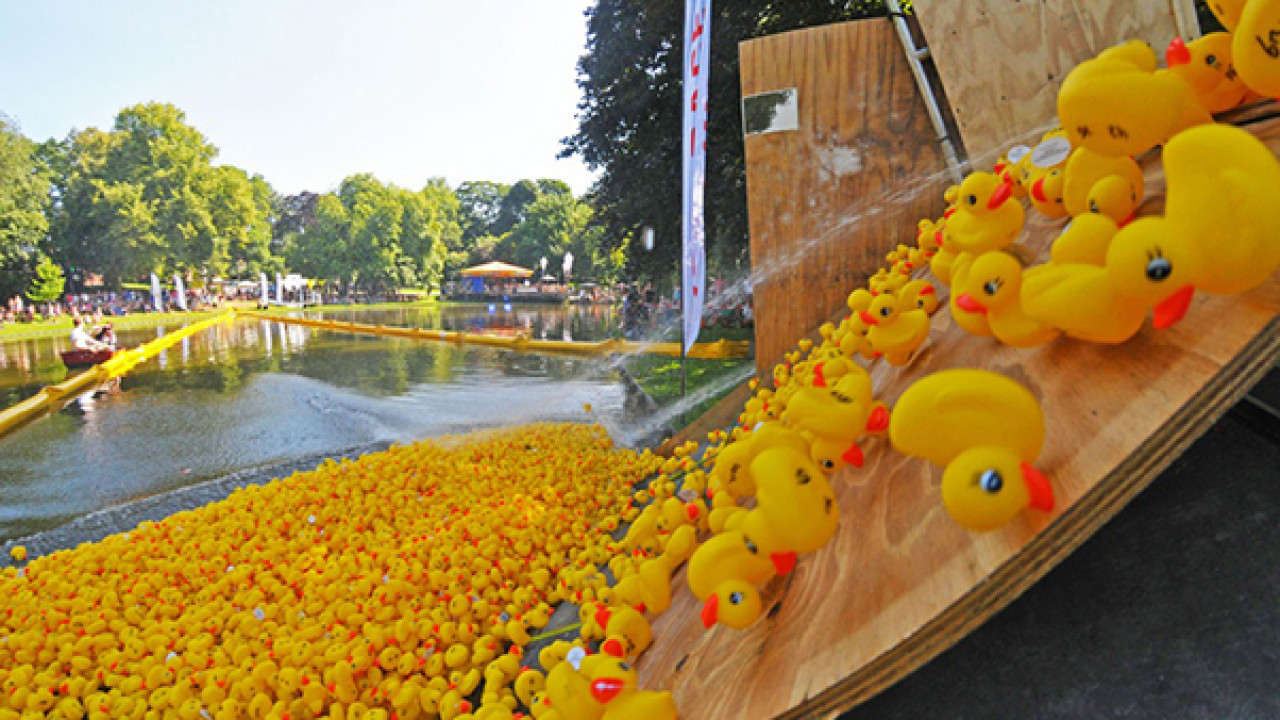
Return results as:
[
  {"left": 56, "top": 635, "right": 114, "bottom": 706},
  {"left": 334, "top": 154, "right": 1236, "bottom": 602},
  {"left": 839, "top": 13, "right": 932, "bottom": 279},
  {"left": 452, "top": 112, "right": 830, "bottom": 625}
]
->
[
  {"left": 43, "top": 102, "right": 276, "bottom": 286},
  {"left": 26, "top": 255, "right": 65, "bottom": 303},
  {"left": 0, "top": 114, "right": 51, "bottom": 300},
  {"left": 562, "top": 1, "right": 889, "bottom": 284}
]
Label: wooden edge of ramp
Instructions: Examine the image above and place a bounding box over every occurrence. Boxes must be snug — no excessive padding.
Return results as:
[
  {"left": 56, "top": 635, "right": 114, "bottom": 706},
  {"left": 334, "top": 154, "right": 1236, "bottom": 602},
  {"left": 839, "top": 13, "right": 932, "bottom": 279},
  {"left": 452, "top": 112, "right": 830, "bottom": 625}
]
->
[{"left": 633, "top": 119, "right": 1280, "bottom": 719}]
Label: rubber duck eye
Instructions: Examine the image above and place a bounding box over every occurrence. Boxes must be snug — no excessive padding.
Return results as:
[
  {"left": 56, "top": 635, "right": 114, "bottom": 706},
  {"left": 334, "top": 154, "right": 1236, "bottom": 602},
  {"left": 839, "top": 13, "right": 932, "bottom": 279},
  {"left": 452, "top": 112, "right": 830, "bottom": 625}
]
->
[
  {"left": 729, "top": 592, "right": 743, "bottom": 605},
  {"left": 821, "top": 459, "right": 835, "bottom": 470},
  {"left": 983, "top": 281, "right": 999, "bottom": 296},
  {"left": 619, "top": 662, "right": 631, "bottom": 671},
  {"left": 879, "top": 306, "right": 891, "bottom": 317},
  {"left": 966, "top": 194, "right": 977, "bottom": 205},
  {"left": 979, "top": 469, "right": 1003, "bottom": 494},
  {"left": 744, "top": 538, "right": 758, "bottom": 554},
  {"left": 1089, "top": 199, "right": 1100, "bottom": 213},
  {"left": 1145, "top": 256, "right": 1173, "bottom": 281},
  {"left": 1205, "top": 53, "right": 1216, "bottom": 66}
]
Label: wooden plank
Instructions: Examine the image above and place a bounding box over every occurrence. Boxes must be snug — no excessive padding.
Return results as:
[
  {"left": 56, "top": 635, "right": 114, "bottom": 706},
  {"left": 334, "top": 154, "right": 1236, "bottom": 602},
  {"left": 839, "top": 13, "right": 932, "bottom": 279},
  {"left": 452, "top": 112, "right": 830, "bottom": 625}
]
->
[
  {"left": 913, "top": 0, "right": 1190, "bottom": 168},
  {"left": 741, "top": 20, "right": 948, "bottom": 377},
  {"left": 634, "top": 118, "right": 1280, "bottom": 718}
]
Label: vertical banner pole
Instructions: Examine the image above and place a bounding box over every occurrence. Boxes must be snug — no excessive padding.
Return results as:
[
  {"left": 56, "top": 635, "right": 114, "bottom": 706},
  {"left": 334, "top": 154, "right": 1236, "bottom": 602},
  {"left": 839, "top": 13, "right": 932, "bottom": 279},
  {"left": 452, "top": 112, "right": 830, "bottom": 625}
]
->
[{"left": 682, "top": 0, "right": 710, "bottom": 356}]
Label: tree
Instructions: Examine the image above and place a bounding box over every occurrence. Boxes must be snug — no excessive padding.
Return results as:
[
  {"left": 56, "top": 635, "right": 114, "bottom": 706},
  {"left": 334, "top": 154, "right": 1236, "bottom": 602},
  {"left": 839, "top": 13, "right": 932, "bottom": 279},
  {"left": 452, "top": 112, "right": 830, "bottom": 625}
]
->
[
  {"left": 492, "top": 179, "right": 541, "bottom": 236},
  {"left": 455, "top": 180, "right": 509, "bottom": 241},
  {"left": 26, "top": 255, "right": 65, "bottom": 303},
  {"left": 0, "top": 114, "right": 51, "bottom": 300},
  {"left": 562, "top": 1, "right": 888, "bottom": 284}
]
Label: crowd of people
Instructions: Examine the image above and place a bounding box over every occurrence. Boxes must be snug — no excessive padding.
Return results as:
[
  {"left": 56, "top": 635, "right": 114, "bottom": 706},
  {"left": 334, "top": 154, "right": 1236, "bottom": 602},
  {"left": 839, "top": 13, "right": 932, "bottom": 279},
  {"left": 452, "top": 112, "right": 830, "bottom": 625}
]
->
[{"left": 2, "top": 288, "right": 226, "bottom": 329}]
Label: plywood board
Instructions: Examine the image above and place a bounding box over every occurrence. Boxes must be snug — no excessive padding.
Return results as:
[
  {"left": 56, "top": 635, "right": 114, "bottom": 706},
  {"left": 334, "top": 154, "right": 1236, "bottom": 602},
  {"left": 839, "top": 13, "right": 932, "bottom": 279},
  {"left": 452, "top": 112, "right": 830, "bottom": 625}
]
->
[
  {"left": 741, "top": 20, "right": 949, "bottom": 376},
  {"left": 634, "top": 117, "right": 1280, "bottom": 718},
  {"left": 913, "top": 0, "right": 1199, "bottom": 167}
]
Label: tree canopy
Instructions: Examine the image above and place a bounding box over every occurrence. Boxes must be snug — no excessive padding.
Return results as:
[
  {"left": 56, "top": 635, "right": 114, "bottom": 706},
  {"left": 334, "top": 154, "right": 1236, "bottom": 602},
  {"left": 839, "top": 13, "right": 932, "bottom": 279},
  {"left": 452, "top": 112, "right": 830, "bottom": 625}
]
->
[{"left": 0, "top": 114, "right": 51, "bottom": 300}]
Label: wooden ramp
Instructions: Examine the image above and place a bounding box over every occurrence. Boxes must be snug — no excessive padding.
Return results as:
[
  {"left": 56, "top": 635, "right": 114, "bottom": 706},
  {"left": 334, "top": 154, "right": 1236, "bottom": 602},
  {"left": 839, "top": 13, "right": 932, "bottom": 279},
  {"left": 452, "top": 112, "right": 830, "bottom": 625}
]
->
[{"left": 634, "top": 119, "right": 1280, "bottom": 718}]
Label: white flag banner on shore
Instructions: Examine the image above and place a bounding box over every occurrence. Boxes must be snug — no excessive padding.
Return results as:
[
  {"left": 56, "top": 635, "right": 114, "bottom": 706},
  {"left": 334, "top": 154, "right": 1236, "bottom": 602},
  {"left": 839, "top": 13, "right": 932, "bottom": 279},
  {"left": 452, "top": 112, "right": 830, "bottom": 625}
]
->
[
  {"left": 150, "top": 272, "right": 163, "bottom": 312},
  {"left": 174, "top": 274, "right": 188, "bottom": 311},
  {"left": 276, "top": 273, "right": 284, "bottom": 305},
  {"left": 682, "top": 0, "right": 710, "bottom": 353},
  {"left": 260, "top": 273, "right": 269, "bottom": 303}
]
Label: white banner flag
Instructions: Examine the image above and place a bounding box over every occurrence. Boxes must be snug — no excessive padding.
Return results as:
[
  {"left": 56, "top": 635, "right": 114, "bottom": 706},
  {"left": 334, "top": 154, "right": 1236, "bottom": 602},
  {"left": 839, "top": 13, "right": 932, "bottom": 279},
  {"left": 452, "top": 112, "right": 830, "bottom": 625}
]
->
[
  {"left": 174, "top": 274, "right": 188, "bottom": 311},
  {"left": 260, "top": 272, "right": 269, "bottom": 303},
  {"left": 682, "top": 0, "right": 710, "bottom": 353},
  {"left": 150, "top": 272, "right": 163, "bottom": 312},
  {"left": 276, "top": 273, "right": 284, "bottom": 305}
]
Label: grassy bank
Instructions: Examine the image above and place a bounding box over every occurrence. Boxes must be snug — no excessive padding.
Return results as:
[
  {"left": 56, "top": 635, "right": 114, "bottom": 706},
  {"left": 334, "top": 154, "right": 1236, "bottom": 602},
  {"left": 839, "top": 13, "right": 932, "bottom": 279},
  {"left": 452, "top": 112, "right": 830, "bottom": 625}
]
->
[
  {"left": 0, "top": 309, "right": 230, "bottom": 343},
  {"left": 624, "top": 326, "right": 755, "bottom": 421}
]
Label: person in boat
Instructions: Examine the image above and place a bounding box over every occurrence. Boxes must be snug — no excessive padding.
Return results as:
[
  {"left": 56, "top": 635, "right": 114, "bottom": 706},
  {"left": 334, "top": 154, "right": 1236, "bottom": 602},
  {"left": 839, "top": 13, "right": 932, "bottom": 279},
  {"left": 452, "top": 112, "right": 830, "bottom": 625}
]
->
[
  {"left": 70, "top": 317, "right": 110, "bottom": 351},
  {"left": 92, "top": 322, "right": 118, "bottom": 350}
]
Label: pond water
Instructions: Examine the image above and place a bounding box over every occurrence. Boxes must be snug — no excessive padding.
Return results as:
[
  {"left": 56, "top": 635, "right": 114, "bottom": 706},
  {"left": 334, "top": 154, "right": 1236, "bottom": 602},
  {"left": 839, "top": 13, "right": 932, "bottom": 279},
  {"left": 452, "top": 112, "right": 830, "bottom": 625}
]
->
[{"left": 0, "top": 304, "right": 650, "bottom": 542}]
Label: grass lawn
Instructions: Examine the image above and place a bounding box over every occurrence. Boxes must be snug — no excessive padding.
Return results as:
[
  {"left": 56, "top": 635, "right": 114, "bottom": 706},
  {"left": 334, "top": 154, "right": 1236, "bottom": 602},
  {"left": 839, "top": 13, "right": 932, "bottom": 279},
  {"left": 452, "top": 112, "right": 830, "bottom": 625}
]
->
[
  {"left": 624, "top": 325, "right": 756, "bottom": 421},
  {"left": 0, "top": 309, "right": 231, "bottom": 343}
]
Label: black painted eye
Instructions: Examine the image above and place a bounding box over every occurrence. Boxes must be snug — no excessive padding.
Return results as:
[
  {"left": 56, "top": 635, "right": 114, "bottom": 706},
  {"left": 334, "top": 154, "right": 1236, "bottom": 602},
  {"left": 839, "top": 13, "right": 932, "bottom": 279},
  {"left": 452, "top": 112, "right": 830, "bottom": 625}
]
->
[
  {"left": 967, "top": 194, "right": 978, "bottom": 206},
  {"left": 729, "top": 592, "right": 743, "bottom": 605},
  {"left": 879, "top": 306, "right": 891, "bottom": 317},
  {"left": 1146, "top": 257, "right": 1172, "bottom": 281},
  {"left": 1089, "top": 199, "right": 1100, "bottom": 214},
  {"left": 983, "top": 281, "right": 999, "bottom": 296},
  {"left": 619, "top": 662, "right": 631, "bottom": 671},
  {"left": 979, "top": 469, "right": 1003, "bottom": 494},
  {"left": 1205, "top": 53, "right": 1217, "bottom": 66},
  {"left": 744, "top": 537, "right": 758, "bottom": 554},
  {"left": 821, "top": 459, "right": 835, "bottom": 471}
]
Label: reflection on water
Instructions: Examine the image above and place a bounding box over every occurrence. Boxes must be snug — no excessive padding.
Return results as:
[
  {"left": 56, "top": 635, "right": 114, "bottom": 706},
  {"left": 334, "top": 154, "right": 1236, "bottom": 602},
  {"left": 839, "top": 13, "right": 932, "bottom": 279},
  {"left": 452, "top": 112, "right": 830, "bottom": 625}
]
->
[{"left": 0, "top": 304, "right": 635, "bottom": 541}]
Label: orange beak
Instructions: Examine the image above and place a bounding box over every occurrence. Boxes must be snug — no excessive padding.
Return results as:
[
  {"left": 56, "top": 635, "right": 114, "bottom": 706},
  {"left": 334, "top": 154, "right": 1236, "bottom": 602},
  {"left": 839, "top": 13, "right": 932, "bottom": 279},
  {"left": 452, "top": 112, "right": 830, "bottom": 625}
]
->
[
  {"left": 841, "top": 443, "right": 865, "bottom": 468},
  {"left": 859, "top": 310, "right": 878, "bottom": 326},
  {"left": 865, "top": 405, "right": 890, "bottom": 433},
  {"left": 701, "top": 595, "right": 719, "bottom": 628},
  {"left": 955, "top": 293, "right": 987, "bottom": 314},
  {"left": 988, "top": 181, "right": 1014, "bottom": 209},
  {"left": 600, "top": 638, "right": 624, "bottom": 658},
  {"left": 812, "top": 362, "right": 827, "bottom": 387},
  {"left": 919, "top": 285, "right": 935, "bottom": 296},
  {"left": 1021, "top": 462, "right": 1054, "bottom": 511},
  {"left": 594, "top": 607, "right": 612, "bottom": 629},
  {"left": 1031, "top": 177, "right": 1048, "bottom": 204},
  {"left": 771, "top": 551, "right": 797, "bottom": 574},
  {"left": 934, "top": 230, "right": 945, "bottom": 248},
  {"left": 1153, "top": 285, "right": 1195, "bottom": 329},
  {"left": 1166, "top": 37, "right": 1191, "bottom": 66},
  {"left": 944, "top": 207, "right": 956, "bottom": 218},
  {"left": 685, "top": 503, "right": 701, "bottom": 521}
]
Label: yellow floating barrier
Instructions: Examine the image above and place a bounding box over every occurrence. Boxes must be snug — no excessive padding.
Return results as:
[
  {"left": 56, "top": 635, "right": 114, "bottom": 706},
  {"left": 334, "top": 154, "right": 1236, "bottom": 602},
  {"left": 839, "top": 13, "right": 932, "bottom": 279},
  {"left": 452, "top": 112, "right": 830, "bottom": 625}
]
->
[
  {"left": 239, "top": 310, "right": 752, "bottom": 359},
  {"left": 0, "top": 311, "right": 236, "bottom": 441}
]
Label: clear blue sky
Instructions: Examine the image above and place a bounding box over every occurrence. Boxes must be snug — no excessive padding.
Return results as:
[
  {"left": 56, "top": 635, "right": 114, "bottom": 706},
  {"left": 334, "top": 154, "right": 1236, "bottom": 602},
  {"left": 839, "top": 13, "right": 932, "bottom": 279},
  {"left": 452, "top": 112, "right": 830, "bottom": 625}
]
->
[{"left": 0, "top": 0, "right": 599, "bottom": 196}]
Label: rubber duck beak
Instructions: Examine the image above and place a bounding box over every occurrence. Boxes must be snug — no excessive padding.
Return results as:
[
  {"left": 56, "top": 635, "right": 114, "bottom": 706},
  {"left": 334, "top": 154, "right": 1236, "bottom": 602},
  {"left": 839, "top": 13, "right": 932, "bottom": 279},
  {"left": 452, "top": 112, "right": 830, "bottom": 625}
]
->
[
  {"left": 770, "top": 551, "right": 797, "bottom": 574},
  {"left": 988, "top": 181, "right": 1014, "bottom": 209},
  {"left": 865, "top": 406, "right": 890, "bottom": 433},
  {"left": 1153, "top": 285, "right": 1195, "bottom": 329},
  {"left": 841, "top": 443, "right": 865, "bottom": 468},
  {"left": 955, "top": 293, "right": 987, "bottom": 314},
  {"left": 1031, "top": 177, "right": 1048, "bottom": 204},
  {"left": 919, "top": 286, "right": 935, "bottom": 296},
  {"left": 594, "top": 607, "right": 612, "bottom": 629},
  {"left": 685, "top": 503, "right": 701, "bottom": 521},
  {"left": 859, "top": 311, "right": 878, "bottom": 326},
  {"left": 600, "top": 638, "right": 625, "bottom": 658},
  {"left": 1166, "top": 37, "right": 1191, "bottom": 66},
  {"left": 1020, "top": 462, "right": 1054, "bottom": 511},
  {"left": 701, "top": 594, "right": 719, "bottom": 628},
  {"left": 944, "top": 207, "right": 956, "bottom": 218},
  {"left": 934, "top": 230, "right": 945, "bottom": 248},
  {"left": 813, "top": 362, "right": 827, "bottom": 387}
]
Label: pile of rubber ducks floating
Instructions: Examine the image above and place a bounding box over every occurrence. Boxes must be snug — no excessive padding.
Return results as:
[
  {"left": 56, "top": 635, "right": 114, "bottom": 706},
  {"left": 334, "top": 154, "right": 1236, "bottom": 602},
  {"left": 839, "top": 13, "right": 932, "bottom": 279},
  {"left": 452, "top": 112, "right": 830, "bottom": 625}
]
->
[
  {"left": 0, "top": 424, "right": 679, "bottom": 720},
  {"left": 5, "top": 7, "right": 1280, "bottom": 718}
]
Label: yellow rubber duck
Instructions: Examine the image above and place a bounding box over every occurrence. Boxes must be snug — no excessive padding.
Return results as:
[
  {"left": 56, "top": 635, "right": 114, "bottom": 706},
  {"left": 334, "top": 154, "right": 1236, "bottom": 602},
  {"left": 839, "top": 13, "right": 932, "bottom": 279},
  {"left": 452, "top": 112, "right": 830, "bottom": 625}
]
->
[
  {"left": 861, "top": 294, "right": 930, "bottom": 366},
  {"left": 1207, "top": 0, "right": 1246, "bottom": 29},
  {"left": 944, "top": 172, "right": 1025, "bottom": 255},
  {"left": 1061, "top": 147, "right": 1144, "bottom": 224},
  {"left": 953, "top": 252, "right": 1060, "bottom": 347},
  {"left": 1020, "top": 258, "right": 1151, "bottom": 344},
  {"left": 889, "top": 369, "right": 1054, "bottom": 531},
  {"left": 594, "top": 606, "right": 652, "bottom": 658},
  {"left": 948, "top": 253, "right": 994, "bottom": 338},
  {"left": 898, "top": 279, "right": 939, "bottom": 315},
  {"left": 686, "top": 530, "right": 779, "bottom": 602},
  {"left": 699, "top": 578, "right": 763, "bottom": 630},
  {"left": 1234, "top": 0, "right": 1280, "bottom": 96},
  {"left": 781, "top": 370, "right": 889, "bottom": 471},
  {"left": 744, "top": 446, "right": 840, "bottom": 556},
  {"left": 1050, "top": 213, "right": 1120, "bottom": 267},
  {"left": 1104, "top": 122, "right": 1280, "bottom": 328},
  {"left": 1166, "top": 34, "right": 1259, "bottom": 113},
  {"left": 1058, "top": 39, "right": 1211, "bottom": 157}
]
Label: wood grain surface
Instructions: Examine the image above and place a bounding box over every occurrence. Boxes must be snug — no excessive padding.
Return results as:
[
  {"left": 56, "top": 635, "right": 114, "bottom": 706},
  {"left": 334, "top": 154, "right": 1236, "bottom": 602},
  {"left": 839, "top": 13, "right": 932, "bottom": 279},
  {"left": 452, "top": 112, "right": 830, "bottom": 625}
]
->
[
  {"left": 634, "top": 116, "right": 1280, "bottom": 719},
  {"left": 741, "top": 19, "right": 948, "bottom": 376},
  {"left": 912, "top": 0, "right": 1198, "bottom": 168}
]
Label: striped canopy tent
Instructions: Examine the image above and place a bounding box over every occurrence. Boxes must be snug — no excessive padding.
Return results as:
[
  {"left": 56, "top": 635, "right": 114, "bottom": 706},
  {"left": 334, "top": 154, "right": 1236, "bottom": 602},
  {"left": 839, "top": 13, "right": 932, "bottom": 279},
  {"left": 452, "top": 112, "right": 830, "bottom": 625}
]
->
[{"left": 459, "top": 261, "right": 534, "bottom": 278}]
